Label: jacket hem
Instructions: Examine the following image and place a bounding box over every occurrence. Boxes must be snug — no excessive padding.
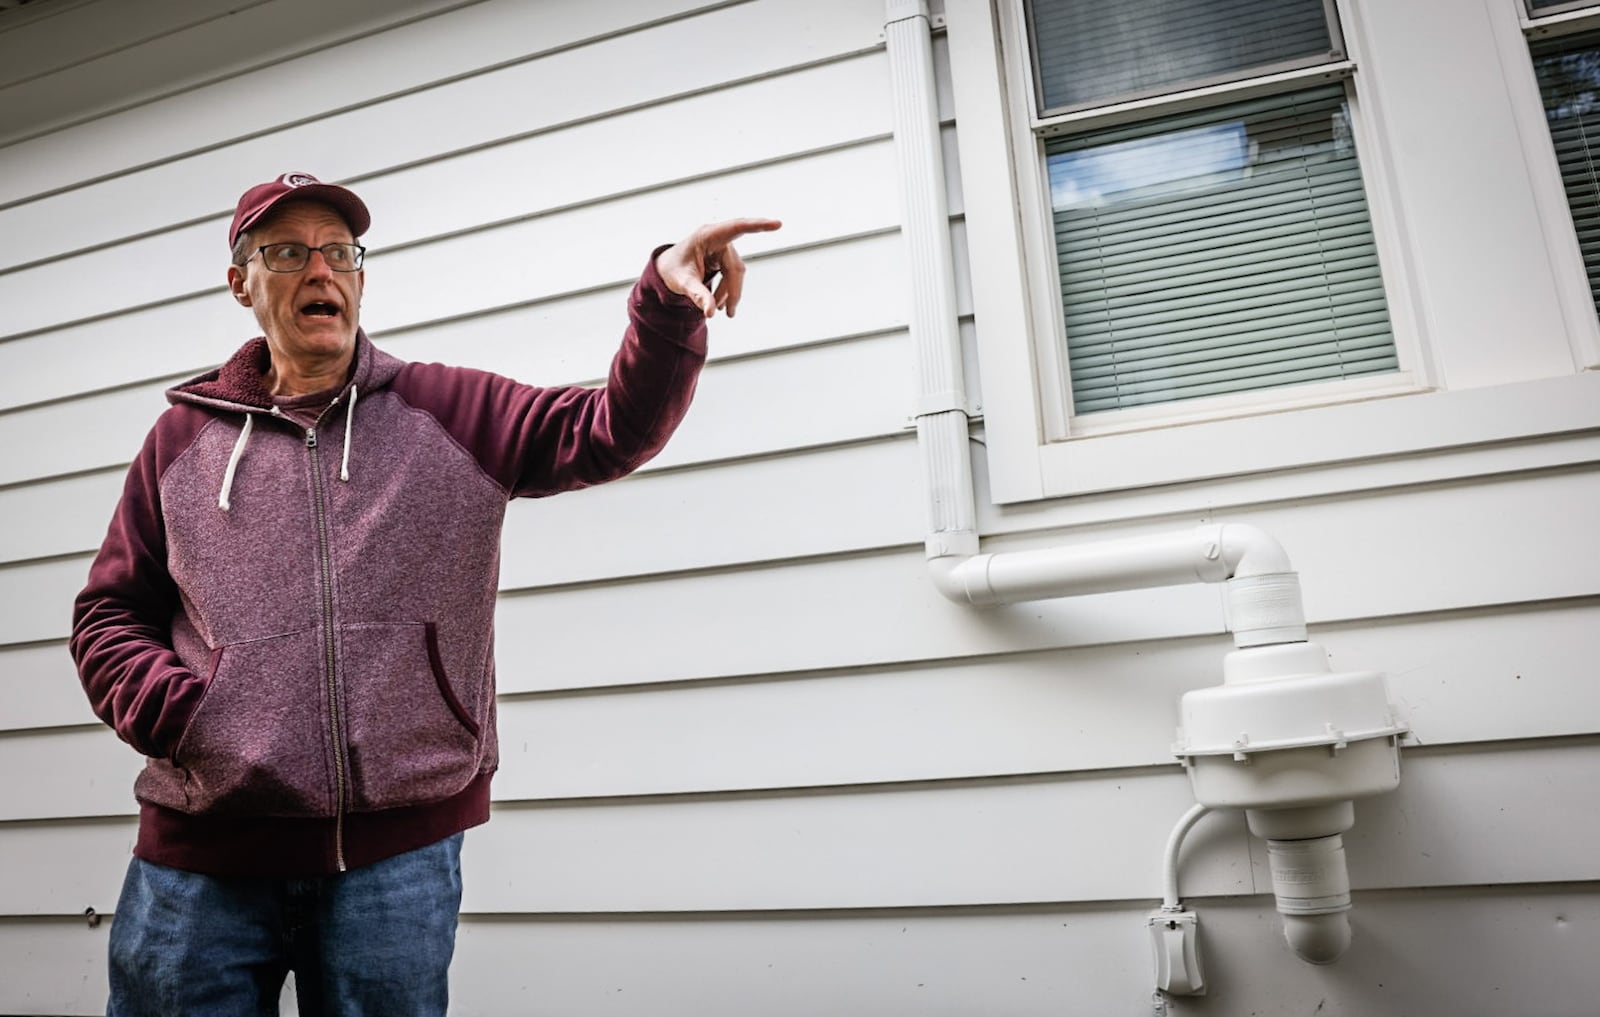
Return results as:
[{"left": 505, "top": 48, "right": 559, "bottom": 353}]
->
[{"left": 133, "top": 771, "right": 493, "bottom": 877}]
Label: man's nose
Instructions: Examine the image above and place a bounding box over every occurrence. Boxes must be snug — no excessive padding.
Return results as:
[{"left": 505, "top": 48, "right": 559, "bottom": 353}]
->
[{"left": 300, "top": 247, "right": 339, "bottom": 278}]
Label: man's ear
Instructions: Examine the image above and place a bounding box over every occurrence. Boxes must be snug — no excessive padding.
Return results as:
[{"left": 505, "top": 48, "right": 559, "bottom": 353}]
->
[{"left": 227, "top": 264, "right": 251, "bottom": 306}]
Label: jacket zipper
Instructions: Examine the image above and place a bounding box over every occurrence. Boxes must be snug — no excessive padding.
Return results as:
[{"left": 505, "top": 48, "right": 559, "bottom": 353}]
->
[{"left": 305, "top": 423, "right": 348, "bottom": 872}]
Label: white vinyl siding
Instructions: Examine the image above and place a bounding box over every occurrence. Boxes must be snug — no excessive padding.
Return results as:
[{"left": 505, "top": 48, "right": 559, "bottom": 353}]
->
[{"left": 2, "top": 1, "right": 1599, "bottom": 1015}]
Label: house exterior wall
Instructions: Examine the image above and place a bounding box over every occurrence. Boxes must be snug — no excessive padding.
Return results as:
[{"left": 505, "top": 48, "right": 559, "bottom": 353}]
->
[{"left": 0, "top": 1, "right": 1595, "bottom": 1015}]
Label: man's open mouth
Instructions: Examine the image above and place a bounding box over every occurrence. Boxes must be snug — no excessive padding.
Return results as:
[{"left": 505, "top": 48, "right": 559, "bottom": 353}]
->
[{"left": 301, "top": 302, "right": 340, "bottom": 317}]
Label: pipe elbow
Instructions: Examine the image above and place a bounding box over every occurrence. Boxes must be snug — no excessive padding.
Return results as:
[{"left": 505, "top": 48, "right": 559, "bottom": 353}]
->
[
  {"left": 927, "top": 550, "right": 995, "bottom": 606},
  {"left": 1217, "top": 523, "right": 1294, "bottom": 578},
  {"left": 1283, "top": 912, "right": 1352, "bottom": 965},
  {"left": 1214, "top": 525, "right": 1305, "bottom": 646}
]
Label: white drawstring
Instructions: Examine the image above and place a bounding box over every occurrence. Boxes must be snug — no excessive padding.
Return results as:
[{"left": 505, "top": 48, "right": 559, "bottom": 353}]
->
[
  {"left": 340, "top": 385, "right": 357, "bottom": 482},
  {"left": 218, "top": 414, "right": 254, "bottom": 511}
]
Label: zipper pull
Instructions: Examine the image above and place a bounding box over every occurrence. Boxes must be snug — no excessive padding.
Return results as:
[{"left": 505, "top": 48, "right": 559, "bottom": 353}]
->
[{"left": 305, "top": 428, "right": 317, "bottom": 448}]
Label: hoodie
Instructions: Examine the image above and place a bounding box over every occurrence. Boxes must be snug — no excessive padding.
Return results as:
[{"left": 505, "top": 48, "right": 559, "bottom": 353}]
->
[{"left": 70, "top": 252, "right": 706, "bottom": 876}]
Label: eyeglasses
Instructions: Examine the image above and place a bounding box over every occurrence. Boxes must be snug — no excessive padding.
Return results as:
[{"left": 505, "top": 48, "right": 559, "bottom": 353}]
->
[{"left": 248, "top": 242, "right": 366, "bottom": 273}]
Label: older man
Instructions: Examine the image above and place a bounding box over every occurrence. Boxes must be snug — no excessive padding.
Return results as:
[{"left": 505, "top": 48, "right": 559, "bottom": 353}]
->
[{"left": 70, "top": 172, "right": 779, "bottom": 1016}]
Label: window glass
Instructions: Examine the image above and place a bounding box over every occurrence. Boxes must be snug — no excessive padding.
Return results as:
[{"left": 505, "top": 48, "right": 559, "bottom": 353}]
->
[
  {"left": 1047, "top": 85, "right": 1397, "bottom": 413},
  {"left": 1026, "top": 0, "right": 1340, "bottom": 113},
  {"left": 1532, "top": 29, "right": 1600, "bottom": 317}
]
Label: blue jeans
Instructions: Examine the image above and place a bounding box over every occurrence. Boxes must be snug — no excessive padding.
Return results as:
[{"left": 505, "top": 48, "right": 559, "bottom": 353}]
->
[{"left": 107, "top": 833, "right": 463, "bottom": 1017}]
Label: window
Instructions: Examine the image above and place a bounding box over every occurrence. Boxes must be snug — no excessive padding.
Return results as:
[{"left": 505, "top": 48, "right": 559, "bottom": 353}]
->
[
  {"left": 1529, "top": 0, "right": 1596, "bottom": 15},
  {"left": 1530, "top": 27, "right": 1600, "bottom": 317},
  {"left": 1016, "top": 0, "right": 1400, "bottom": 423}
]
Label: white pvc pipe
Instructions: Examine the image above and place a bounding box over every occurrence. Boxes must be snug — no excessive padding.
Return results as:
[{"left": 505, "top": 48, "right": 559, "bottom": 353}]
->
[
  {"left": 928, "top": 523, "right": 1308, "bottom": 647},
  {"left": 883, "top": 5, "right": 1372, "bottom": 971},
  {"left": 886, "top": 0, "right": 980, "bottom": 562},
  {"left": 883, "top": 0, "right": 1307, "bottom": 646},
  {"left": 1161, "top": 803, "right": 1211, "bottom": 912}
]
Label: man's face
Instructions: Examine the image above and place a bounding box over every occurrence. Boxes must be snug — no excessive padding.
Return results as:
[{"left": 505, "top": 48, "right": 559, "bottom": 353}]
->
[{"left": 227, "top": 201, "right": 364, "bottom": 369}]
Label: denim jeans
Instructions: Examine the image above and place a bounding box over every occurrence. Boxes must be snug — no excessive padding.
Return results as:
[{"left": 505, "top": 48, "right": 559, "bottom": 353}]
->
[{"left": 106, "top": 833, "right": 463, "bottom": 1017}]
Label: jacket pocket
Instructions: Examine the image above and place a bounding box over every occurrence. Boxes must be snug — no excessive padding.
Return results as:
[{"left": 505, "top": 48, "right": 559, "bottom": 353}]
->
[
  {"left": 168, "top": 628, "right": 335, "bottom": 816},
  {"left": 339, "top": 621, "right": 482, "bottom": 812}
]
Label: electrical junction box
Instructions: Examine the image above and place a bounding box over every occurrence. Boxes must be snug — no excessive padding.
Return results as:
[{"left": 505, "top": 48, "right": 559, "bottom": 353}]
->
[{"left": 1148, "top": 909, "right": 1204, "bottom": 996}]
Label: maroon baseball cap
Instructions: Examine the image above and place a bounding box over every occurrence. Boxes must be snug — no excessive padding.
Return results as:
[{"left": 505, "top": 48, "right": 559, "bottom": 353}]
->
[{"left": 228, "top": 172, "right": 371, "bottom": 249}]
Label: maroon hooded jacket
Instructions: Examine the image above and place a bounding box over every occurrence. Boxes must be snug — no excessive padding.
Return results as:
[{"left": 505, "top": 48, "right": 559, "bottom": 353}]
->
[{"left": 70, "top": 254, "right": 706, "bottom": 877}]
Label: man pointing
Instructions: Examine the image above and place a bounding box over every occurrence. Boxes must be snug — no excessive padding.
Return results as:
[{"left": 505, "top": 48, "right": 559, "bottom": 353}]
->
[{"left": 71, "top": 171, "right": 779, "bottom": 1015}]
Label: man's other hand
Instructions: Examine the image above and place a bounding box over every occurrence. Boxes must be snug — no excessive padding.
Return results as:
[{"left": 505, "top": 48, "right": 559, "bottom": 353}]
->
[{"left": 656, "top": 218, "right": 783, "bottom": 319}]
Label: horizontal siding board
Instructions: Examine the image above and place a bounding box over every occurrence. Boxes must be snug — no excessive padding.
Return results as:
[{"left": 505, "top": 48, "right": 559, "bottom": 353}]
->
[
  {"left": 0, "top": 729, "right": 140, "bottom": 821},
  {"left": 0, "top": 0, "right": 882, "bottom": 230},
  {"left": 0, "top": 47, "right": 892, "bottom": 275},
  {"left": 0, "top": 296, "right": 235, "bottom": 414},
  {"left": 8, "top": 601, "right": 1597, "bottom": 811},
  {"left": 6, "top": 465, "right": 1597, "bottom": 661},
  {"left": 0, "top": 0, "right": 252, "bottom": 90},
  {"left": 0, "top": 229, "right": 910, "bottom": 416},
  {"left": 499, "top": 438, "right": 923, "bottom": 591},
  {"left": 0, "top": 555, "right": 90, "bottom": 649},
  {"left": 374, "top": 232, "right": 910, "bottom": 389},
  {"left": 0, "top": 919, "right": 112, "bottom": 1017},
  {"left": 0, "top": 775, "right": 1256, "bottom": 914},
  {"left": 0, "top": 642, "right": 96, "bottom": 732},
  {"left": 4, "top": 745, "right": 1595, "bottom": 915},
  {"left": 487, "top": 602, "right": 1600, "bottom": 800},
  {"left": 0, "top": 332, "right": 914, "bottom": 566},
  {"left": 0, "top": 385, "right": 167, "bottom": 490},
  {"left": 1214, "top": 465, "right": 1600, "bottom": 624},
  {"left": 9, "top": 600, "right": 1599, "bottom": 815},
  {"left": 446, "top": 890, "right": 1600, "bottom": 1017},
  {"left": 341, "top": 53, "right": 892, "bottom": 255},
  {"left": 0, "top": 0, "right": 457, "bottom": 148},
  {"left": 259, "top": 744, "right": 1600, "bottom": 910},
  {"left": 6, "top": 888, "right": 1598, "bottom": 1017},
  {"left": 0, "top": 0, "right": 820, "bottom": 206},
  {"left": 494, "top": 556, "right": 1222, "bottom": 694},
  {"left": 1, "top": 136, "right": 890, "bottom": 342},
  {"left": 0, "top": 470, "right": 123, "bottom": 566},
  {"left": 1344, "top": 742, "right": 1600, "bottom": 890}
]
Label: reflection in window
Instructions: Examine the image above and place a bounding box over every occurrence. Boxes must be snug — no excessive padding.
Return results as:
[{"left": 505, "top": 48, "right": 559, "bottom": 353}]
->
[
  {"left": 1533, "top": 30, "right": 1600, "bottom": 318},
  {"left": 1026, "top": 0, "right": 1340, "bottom": 112},
  {"left": 1046, "top": 86, "right": 1397, "bottom": 414},
  {"left": 1050, "top": 123, "right": 1249, "bottom": 210}
]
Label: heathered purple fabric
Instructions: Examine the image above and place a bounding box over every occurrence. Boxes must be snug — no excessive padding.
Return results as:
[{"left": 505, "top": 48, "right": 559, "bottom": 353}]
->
[{"left": 70, "top": 251, "right": 706, "bottom": 876}]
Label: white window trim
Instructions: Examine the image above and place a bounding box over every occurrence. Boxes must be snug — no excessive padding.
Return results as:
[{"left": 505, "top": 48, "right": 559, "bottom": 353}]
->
[
  {"left": 945, "top": 0, "right": 1596, "bottom": 504},
  {"left": 1505, "top": 0, "right": 1600, "bottom": 372}
]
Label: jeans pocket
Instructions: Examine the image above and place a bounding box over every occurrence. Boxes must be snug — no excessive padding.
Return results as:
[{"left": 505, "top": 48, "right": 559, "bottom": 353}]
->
[
  {"left": 171, "top": 628, "right": 335, "bottom": 815},
  {"left": 340, "top": 621, "right": 482, "bottom": 811}
]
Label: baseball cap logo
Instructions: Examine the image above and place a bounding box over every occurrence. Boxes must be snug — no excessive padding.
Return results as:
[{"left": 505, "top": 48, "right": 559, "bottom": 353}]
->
[{"left": 280, "top": 172, "right": 320, "bottom": 188}]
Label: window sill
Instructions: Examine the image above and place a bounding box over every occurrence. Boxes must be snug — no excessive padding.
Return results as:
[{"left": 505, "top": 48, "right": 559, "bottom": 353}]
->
[{"left": 1007, "top": 371, "right": 1600, "bottom": 504}]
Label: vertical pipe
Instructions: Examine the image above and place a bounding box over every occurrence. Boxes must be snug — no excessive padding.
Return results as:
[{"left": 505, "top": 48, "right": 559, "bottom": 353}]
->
[{"left": 886, "top": 0, "right": 979, "bottom": 559}]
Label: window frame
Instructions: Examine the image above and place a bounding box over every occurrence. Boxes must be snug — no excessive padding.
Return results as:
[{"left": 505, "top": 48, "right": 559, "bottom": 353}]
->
[
  {"left": 1007, "top": 0, "right": 1427, "bottom": 445},
  {"left": 945, "top": 0, "right": 1597, "bottom": 504},
  {"left": 1511, "top": 0, "right": 1600, "bottom": 366},
  {"left": 1022, "top": 0, "right": 1351, "bottom": 119}
]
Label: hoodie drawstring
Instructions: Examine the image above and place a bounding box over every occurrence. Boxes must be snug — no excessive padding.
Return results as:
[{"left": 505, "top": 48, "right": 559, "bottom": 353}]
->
[
  {"left": 218, "top": 414, "right": 254, "bottom": 511},
  {"left": 341, "top": 385, "right": 357, "bottom": 482},
  {"left": 218, "top": 386, "right": 356, "bottom": 510}
]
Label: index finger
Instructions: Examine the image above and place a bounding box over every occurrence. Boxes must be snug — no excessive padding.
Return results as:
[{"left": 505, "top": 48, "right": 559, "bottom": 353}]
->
[{"left": 694, "top": 217, "right": 783, "bottom": 250}]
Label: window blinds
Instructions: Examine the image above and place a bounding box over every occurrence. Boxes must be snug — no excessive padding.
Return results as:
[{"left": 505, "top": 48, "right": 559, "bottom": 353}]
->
[
  {"left": 1532, "top": 30, "right": 1600, "bottom": 319},
  {"left": 1027, "top": 0, "right": 1339, "bottom": 113},
  {"left": 1048, "top": 85, "right": 1397, "bottom": 414}
]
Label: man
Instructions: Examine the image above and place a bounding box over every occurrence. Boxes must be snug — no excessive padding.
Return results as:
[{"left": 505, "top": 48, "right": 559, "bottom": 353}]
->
[{"left": 69, "top": 171, "right": 779, "bottom": 1015}]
